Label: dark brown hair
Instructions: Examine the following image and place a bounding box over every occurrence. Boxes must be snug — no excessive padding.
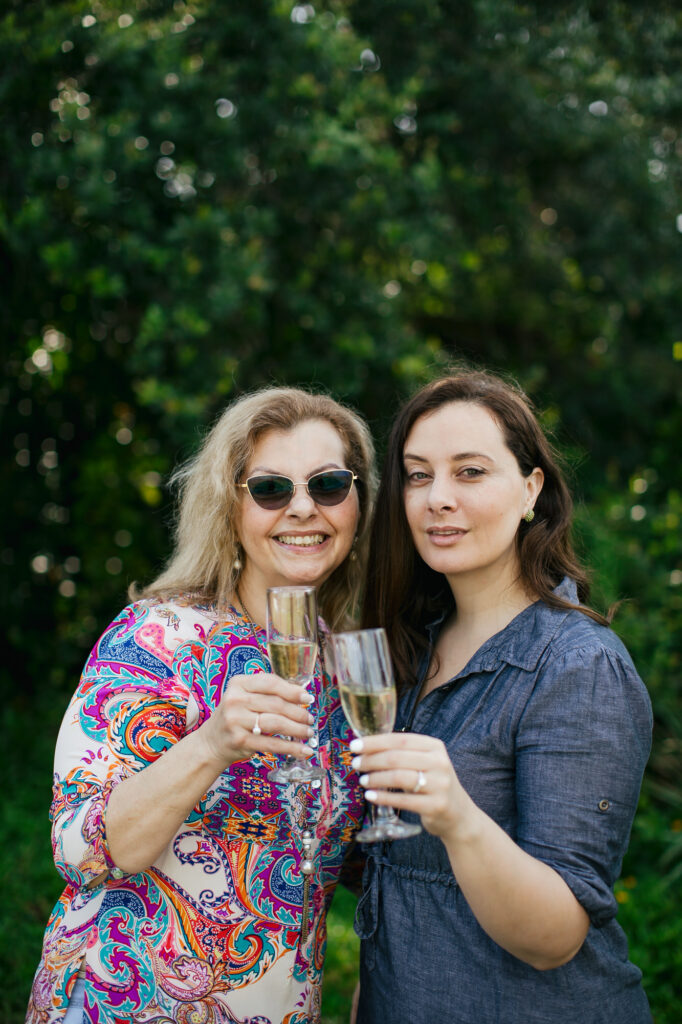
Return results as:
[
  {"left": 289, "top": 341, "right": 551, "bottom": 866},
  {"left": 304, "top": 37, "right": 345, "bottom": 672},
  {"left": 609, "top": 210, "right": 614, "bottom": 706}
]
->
[{"left": 362, "top": 370, "right": 607, "bottom": 690}]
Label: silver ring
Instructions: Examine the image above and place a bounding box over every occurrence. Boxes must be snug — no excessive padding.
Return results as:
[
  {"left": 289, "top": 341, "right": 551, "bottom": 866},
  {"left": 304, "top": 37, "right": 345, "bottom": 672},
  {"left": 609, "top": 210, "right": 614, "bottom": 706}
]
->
[
  {"left": 252, "top": 714, "right": 262, "bottom": 736},
  {"left": 412, "top": 770, "right": 426, "bottom": 794}
]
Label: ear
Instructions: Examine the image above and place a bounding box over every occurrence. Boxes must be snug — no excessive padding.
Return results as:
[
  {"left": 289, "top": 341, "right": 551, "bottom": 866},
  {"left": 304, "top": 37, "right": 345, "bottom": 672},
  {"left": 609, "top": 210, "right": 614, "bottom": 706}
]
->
[{"left": 525, "top": 467, "right": 544, "bottom": 509}]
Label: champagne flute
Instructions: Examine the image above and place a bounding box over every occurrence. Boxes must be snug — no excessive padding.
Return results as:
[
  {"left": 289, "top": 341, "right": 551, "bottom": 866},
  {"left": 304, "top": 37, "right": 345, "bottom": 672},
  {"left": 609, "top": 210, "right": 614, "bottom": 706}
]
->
[
  {"left": 332, "top": 628, "right": 422, "bottom": 842},
  {"left": 266, "top": 586, "right": 326, "bottom": 784}
]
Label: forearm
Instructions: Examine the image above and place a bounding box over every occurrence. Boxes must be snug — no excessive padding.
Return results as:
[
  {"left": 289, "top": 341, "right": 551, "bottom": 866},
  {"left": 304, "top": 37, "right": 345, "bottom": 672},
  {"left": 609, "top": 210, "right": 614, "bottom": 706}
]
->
[
  {"left": 354, "top": 732, "right": 590, "bottom": 969},
  {"left": 105, "top": 727, "right": 224, "bottom": 873},
  {"left": 105, "top": 670, "right": 314, "bottom": 874},
  {"left": 442, "top": 794, "right": 589, "bottom": 969}
]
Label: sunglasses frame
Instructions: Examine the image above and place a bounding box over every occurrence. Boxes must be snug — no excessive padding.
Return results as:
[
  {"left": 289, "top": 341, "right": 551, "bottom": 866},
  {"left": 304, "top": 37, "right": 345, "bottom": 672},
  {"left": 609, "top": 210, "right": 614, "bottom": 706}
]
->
[{"left": 239, "top": 469, "right": 358, "bottom": 510}]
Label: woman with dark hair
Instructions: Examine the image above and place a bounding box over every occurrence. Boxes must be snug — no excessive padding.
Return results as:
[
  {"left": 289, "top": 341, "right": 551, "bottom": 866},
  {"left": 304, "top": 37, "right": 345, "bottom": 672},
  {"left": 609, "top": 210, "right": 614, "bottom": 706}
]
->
[{"left": 352, "top": 370, "right": 652, "bottom": 1023}]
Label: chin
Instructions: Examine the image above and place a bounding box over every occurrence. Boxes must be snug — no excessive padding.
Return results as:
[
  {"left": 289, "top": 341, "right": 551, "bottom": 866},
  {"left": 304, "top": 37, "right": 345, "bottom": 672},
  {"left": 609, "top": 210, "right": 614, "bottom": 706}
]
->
[
  {"left": 281, "top": 562, "right": 333, "bottom": 587},
  {"left": 424, "top": 556, "right": 472, "bottom": 577}
]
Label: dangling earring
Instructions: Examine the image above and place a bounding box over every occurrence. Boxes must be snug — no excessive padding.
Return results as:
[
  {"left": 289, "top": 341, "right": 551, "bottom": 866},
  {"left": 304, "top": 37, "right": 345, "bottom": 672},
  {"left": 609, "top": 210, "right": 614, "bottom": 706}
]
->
[
  {"left": 349, "top": 536, "right": 358, "bottom": 563},
  {"left": 233, "top": 543, "right": 243, "bottom": 571},
  {"left": 523, "top": 508, "right": 535, "bottom": 523}
]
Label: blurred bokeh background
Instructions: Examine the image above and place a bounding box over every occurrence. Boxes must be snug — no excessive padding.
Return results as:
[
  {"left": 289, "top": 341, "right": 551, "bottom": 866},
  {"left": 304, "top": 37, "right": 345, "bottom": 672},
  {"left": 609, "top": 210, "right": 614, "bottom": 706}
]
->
[{"left": 2, "top": 1, "right": 681, "bottom": 1020}]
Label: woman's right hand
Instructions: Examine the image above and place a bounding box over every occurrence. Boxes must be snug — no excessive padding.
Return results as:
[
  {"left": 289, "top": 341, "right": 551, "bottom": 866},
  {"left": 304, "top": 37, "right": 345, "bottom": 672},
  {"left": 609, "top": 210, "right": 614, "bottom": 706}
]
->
[{"left": 197, "top": 672, "right": 316, "bottom": 769}]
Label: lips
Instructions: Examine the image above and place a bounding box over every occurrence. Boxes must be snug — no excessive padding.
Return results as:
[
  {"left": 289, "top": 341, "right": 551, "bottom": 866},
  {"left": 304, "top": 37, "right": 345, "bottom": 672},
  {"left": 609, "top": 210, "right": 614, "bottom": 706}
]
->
[
  {"left": 274, "top": 533, "right": 328, "bottom": 547},
  {"left": 426, "top": 527, "right": 467, "bottom": 536}
]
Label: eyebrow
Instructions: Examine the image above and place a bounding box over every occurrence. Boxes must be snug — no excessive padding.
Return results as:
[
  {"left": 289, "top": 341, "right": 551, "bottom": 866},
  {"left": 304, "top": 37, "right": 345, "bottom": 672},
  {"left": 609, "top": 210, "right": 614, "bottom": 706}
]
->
[
  {"left": 249, "top": 461, "right": 343, "bottom": 475},
  {"left": 403, "top": 452, "right": 494, "bottom": 463}
]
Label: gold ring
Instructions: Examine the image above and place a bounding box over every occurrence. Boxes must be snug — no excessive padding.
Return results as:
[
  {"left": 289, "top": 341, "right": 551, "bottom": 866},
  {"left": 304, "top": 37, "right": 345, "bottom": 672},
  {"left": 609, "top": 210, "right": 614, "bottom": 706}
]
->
[
  {"left": 412, "top": 770, "right": 426, "bottom": 794},
  {"left": 252, "top": 714, "right": 262, "bottom": 736}
]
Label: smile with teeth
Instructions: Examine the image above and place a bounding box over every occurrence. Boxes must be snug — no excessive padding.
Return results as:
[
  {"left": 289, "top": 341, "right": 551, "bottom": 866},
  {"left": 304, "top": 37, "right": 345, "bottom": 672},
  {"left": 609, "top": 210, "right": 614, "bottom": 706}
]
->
[
  {"left": 275, "top": 533, "right": 327, "bottom": 547},
  {"left": 427, "top": 527, "right": 466, "bottom": 535}
]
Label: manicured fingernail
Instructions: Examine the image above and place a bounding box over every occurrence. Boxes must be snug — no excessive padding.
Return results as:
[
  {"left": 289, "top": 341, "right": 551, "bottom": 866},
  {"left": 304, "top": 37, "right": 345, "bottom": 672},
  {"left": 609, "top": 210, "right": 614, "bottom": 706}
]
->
[
  {"left": 364, "top": 790, "right": 377, "bottom": 801},
  {"left": 307, "top": 726, "right": 315, "bottom": 737},
  {"left": 307, "top": 712, "right": 314, "bottom": 724},
  {"left": 301, "top": 745, "right": 314, "bottom": 757},
  {"left": 301, "top": 692, "right": 314, "bottom": 705},
  {"left": 359, "top": 774, "right": 370, "bottom": 787},
  {"left": 351, "top": 755, "right": 362, "bottom": 770},
  {"left": 349, "top": 738, "right": 364, "bottom": 753}
]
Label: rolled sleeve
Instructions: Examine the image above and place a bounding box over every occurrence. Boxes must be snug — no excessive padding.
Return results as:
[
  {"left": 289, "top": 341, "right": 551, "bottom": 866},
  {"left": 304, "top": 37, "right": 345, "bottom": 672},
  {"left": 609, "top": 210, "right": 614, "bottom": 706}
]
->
[
  {"left": 50, "top": 603, "right": 192, "bottom": 889},
  {"left": 515, "top": 643, "right": 652, "bottom": 927}
]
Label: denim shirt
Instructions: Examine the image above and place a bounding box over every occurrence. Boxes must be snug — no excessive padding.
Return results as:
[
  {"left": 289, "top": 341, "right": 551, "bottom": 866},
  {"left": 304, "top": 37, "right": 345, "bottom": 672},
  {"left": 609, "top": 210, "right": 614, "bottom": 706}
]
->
[{"left": 355, "top": 580, "right": 653, "bottom": 1024}]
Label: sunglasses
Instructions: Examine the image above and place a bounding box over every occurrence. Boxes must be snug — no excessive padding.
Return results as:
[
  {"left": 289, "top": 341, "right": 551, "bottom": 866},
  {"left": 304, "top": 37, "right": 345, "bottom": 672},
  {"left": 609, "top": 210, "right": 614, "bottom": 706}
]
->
[{"left": 239, "top": 469, "right": 358, "bottom": 510}]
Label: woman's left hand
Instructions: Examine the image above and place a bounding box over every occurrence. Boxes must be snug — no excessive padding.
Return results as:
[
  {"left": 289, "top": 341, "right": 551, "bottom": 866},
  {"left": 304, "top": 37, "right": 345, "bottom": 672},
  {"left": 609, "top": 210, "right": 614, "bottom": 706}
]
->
[{"left": 351, "top": 732, "right": 471, "bottom": 840}]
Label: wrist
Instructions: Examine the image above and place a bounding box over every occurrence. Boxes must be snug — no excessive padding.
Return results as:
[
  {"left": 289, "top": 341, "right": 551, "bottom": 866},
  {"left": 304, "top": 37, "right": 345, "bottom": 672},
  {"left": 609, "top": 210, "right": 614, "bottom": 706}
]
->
[
  {"left": 192, "top": 722, "right": 233, "bottom": 775},
  {"left": 442, "top": 791, "right": 486, "bottom": 851}
]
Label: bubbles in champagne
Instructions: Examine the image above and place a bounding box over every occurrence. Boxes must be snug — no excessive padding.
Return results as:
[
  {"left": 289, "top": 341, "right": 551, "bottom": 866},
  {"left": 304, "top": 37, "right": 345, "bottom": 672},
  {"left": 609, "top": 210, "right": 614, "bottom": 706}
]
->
[
  {"left": 338, "top": 685, "right": 397, "bottom": 737},
  {"left": 268, "top": 640, "right": 317, "bottom": 683}
]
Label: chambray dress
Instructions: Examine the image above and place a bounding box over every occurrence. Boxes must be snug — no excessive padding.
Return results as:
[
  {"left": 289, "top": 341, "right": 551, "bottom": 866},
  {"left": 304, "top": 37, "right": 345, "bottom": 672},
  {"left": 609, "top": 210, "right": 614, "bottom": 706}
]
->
[{"left": 356, "top": 579, "right": 653, "bottom": 1024}]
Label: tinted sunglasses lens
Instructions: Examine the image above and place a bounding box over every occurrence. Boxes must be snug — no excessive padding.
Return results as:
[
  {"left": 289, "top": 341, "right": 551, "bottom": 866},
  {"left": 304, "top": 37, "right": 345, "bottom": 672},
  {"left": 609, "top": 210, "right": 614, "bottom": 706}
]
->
[
  {"left": 246, "top": 476, "right": 293, "bottom": 509},
  {"left": 307, "top": 470, "right": 354, "bottom": 506}
]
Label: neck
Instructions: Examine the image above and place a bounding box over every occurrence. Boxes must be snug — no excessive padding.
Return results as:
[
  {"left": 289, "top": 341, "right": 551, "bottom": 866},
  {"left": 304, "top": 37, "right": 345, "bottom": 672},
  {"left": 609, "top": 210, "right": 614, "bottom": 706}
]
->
[
  {"left": 234, "top": 574, "right": 267, "bottom": 629},
  {"left": 446, "top": 564, "right": 535, "bottom": 633}
]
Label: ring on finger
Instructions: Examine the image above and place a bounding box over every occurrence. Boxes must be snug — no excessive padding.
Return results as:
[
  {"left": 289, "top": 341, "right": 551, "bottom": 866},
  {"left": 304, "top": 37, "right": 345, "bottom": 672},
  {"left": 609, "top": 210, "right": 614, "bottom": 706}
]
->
[
  {"left": 252, "top": 713, "right": 262, "bottom": 736},
  {"left": 412, "top": 769, "right": 427, "bottom": 794}
]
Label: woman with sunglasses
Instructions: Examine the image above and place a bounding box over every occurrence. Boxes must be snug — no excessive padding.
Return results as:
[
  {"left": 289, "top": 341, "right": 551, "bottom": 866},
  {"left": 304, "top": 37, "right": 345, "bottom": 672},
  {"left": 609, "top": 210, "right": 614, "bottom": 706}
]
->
[
  {"left": 27, "top": 387, "right": 375, "bottom": 1024},
  {"left": 352, "top": 370, "right": 652, "bottom": 1024}
]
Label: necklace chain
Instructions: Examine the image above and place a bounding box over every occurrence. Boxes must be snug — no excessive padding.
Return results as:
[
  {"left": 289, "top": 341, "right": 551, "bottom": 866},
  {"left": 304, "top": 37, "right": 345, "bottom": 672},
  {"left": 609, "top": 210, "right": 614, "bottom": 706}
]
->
[{"left": 234, "top": 588, "right": 269, "bottom": 661}]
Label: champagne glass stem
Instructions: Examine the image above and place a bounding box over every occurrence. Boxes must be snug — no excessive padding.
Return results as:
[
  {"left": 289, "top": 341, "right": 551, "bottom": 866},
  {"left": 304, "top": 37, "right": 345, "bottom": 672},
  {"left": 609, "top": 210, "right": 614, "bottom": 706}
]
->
[{"left": 375, "top": 805, "right": 395, "bottom": 826}]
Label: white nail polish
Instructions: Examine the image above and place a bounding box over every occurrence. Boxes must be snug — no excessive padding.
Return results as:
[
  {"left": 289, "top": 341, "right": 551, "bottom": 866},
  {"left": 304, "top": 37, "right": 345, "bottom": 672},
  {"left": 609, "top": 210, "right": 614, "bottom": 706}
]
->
[
  {"left": 351, "top": 755, "right": 362, "bottom": 770},
  {"left": 359, "top": 774, "right": 369, "bottom": 786},
  {"left": 349, "top": 738, "right": 364, "bottom": 753},
  {"left": 364, "top": 790, "right": 377, "bottom": 801}
]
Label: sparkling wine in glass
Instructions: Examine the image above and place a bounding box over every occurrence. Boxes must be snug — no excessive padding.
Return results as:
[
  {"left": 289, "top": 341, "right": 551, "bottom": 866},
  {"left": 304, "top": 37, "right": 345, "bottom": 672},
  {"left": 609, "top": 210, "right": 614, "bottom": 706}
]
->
[
  {"left": 266, "top": 586, "right": 326, "bottom": 784},
  {"left": 332, "top": 628, "right": 422, "bottom": 842}
]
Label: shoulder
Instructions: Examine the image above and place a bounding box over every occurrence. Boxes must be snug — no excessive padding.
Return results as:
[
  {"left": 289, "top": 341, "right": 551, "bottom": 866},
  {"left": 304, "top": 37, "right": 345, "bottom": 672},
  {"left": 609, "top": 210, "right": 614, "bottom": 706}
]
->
[
  {"left": 537, "top": 580, "right": 638, "bottom": 674},
  {"left": 531, "top": 606, "right": 652, "bottom": 728},
  {"left": 546, "top": 606, "right": 638, "bottom": 675},
  {"left": 87, "top": 597, "right": 219, "bottom": 671},
  {"left": 110, "top": 595, "right": 218, "bottom": 632}
]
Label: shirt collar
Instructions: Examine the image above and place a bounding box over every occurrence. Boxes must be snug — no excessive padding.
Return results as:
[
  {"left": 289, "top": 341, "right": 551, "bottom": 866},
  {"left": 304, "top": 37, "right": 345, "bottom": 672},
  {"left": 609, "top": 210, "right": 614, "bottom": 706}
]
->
[{"left": 424, "top": 576, "right": 578, "bottom": 676}]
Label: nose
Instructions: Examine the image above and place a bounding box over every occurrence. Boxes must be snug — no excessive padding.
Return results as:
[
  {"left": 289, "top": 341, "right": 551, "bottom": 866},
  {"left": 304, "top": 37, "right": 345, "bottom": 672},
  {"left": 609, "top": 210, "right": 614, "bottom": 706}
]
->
[
  {"left": 427, "top": 475, "right": 458, "bottom": 512},
  {"left": 286, "top": 482, "right": 317, "bottom": 516}
]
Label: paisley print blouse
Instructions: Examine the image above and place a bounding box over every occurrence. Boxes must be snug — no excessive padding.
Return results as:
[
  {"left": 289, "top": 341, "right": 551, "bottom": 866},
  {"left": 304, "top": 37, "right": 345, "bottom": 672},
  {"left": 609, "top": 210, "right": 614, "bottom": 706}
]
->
[{"left": 26, "top": 599, "right": 365, "bottom": 1024}]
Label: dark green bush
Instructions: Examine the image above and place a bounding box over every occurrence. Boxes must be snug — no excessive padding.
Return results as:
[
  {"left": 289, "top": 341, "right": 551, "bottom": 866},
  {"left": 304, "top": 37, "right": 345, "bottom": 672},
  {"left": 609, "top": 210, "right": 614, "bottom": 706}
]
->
[{"left": 3, "top": 1, "right": 681, "bottom": 1018}]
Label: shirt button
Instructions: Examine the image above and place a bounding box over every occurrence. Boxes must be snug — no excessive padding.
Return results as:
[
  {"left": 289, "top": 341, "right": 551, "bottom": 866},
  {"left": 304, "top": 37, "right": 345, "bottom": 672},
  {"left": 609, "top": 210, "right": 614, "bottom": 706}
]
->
[{"left": 598, "top": 799, "right": 610, "bottom": 812}]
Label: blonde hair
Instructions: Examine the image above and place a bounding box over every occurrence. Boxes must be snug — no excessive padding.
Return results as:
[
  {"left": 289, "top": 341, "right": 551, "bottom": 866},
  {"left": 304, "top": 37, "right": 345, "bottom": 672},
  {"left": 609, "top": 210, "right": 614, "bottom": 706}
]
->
[{"left": 133, "top": 386, "right": 377, "bottom": 630}]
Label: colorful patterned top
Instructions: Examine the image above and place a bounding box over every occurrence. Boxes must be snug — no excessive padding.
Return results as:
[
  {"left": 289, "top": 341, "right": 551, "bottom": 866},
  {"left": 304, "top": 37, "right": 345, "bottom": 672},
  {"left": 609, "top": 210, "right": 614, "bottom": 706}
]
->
[{"left": 27, "top": 598, "right": 365, "bottom": 1024}]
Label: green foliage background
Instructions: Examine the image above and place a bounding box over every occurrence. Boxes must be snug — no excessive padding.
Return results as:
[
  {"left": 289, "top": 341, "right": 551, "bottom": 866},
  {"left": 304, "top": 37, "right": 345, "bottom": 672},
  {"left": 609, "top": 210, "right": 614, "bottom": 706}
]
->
[{"left": 1, "top": 1, "right": 681, "bottom": 1020}]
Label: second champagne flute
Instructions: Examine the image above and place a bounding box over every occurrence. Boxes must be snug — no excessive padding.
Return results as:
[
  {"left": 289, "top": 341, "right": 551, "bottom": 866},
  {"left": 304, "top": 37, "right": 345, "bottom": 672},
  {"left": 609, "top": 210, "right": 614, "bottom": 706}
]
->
[
  {"left": 332, "top": 628, "right": 421, "bottom": 842},
  {"left": 266, "top": 585, "right": 326, "bottom": 784}
]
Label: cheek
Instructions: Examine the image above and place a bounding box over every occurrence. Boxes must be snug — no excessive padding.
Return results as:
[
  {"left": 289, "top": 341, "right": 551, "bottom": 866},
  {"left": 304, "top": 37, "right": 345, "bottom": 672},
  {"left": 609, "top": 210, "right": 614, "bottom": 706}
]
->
[
  {"left": 338, "top": 495, "right": 361, "bottom": 540},
  {"left": 237, "top": 506, "right": 275, "bottom": 546},
  {"left": 481, "top": 494, "right": 522, "bottom": 534},
  {"left": 322, "top": 492, "right": 360, "bottom": 548}
]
